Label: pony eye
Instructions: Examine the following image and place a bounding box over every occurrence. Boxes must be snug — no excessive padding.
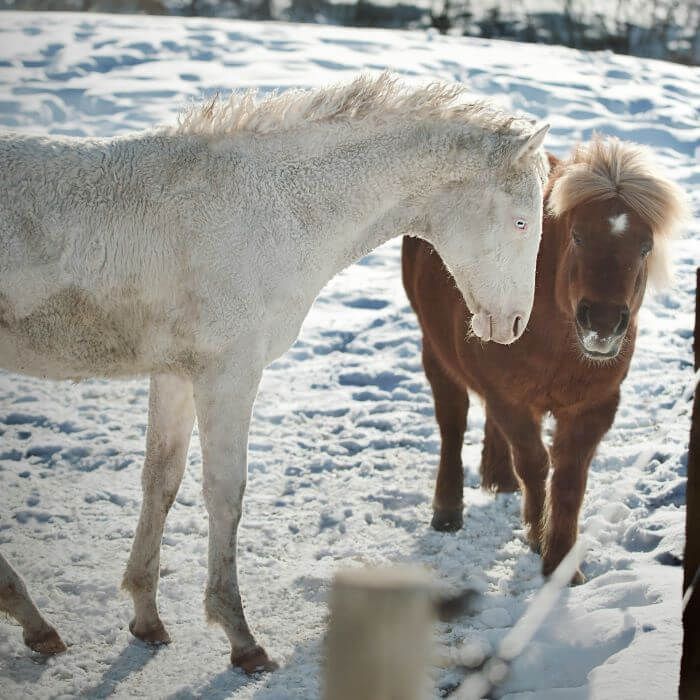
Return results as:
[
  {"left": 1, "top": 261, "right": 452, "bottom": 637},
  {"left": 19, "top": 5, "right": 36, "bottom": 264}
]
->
[
  {"left": 514, "top": 219, "right": 527, "bottom": 231},
  {"left": 572, "top": 231, "right": 583, "bottom": 246},
  {"left": 641, "top": 243, "right": 652, "bottom": 258}
]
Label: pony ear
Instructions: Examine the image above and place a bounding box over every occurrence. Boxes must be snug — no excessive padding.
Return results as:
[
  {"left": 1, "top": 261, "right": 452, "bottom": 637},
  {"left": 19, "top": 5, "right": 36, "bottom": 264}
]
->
[{"left": 513, "top": 122, "right": 550, "bottom": 163}]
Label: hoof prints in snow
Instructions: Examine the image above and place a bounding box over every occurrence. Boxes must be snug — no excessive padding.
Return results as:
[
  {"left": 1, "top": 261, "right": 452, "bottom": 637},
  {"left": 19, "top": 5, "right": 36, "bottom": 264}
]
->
[
  {"left": 338, "top": 370, "right": 409, "bottom": 392},
  {"left": 342, "top": 297, "right": 389, "bottom": 310}
]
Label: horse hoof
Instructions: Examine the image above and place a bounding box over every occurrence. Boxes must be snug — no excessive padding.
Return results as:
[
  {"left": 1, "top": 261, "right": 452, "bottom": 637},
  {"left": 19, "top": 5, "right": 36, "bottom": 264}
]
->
[
  {"left": 542, "top": 562, "right": 585, "bottom": 586},
  {"left": 479, "top": 459, "right": 520, "bottom": 493},
  {"left": 570, "top": 569, "right": 586, "bottom": 586},
  {"left": 231, "top": 645, "right": 278, "bottom": 674},
  {"left": 526, "top": 531, "right": 542, "bottom": 553},
  {"left": 24, "top": 627, "right": 67, "bottom": 655},
  {"left": 129, "top": 618, "right": 171, "bottom": 645},
  {"left": 493, "top": 477, "right": 520, "bottom": 493},
  {"left": 481, "top": 472, "right": 520, "bottom": 493},
  {"left": 431, "top": 508, "right": 463, "bottom": 532}
]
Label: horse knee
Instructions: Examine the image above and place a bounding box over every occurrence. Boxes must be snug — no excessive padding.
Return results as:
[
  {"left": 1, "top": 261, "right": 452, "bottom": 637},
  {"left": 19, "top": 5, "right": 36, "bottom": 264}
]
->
[
  {"left": 203, "top": 475, "right": 246, "bottom": 514},
  {"left": 142, "top": 447, "right": 187, "bottom": 502},
  {"left": 549, "top": 481, "right": 585, "bottom": 519},
  {"left": 512, "top": 444, "right": 549, "bottom": 484}
]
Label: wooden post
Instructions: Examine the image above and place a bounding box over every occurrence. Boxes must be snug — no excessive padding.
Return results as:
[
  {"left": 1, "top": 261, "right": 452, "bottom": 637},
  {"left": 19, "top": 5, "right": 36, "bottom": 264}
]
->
[
  {"left": 680, "top": 268, "right": 700, "bottom": 699},
  {"left": 323, "top": 566, "right": 434, "bottom": 700}
]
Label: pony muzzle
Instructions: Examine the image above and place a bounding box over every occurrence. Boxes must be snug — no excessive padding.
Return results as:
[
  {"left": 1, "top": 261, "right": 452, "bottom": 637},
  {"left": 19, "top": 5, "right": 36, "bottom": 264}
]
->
[
  {"left": 575, "top": 300, "right": 628, "bottom": 358},
  {"left": 575, "top": 327, "right": 623, "bottom": 359}
]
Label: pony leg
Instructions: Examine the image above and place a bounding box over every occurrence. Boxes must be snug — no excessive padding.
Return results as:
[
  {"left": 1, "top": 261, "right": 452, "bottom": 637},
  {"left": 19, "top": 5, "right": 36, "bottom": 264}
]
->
[
  {"left": 193, "top": 358, "right": 276, "bottom": 674},
  {"left": 423, "top": 343, "right": 468, "bottom": 532},
  {"left": 480, "top": 413, "right": 519, "bottom": 492},
  {"left": 542, "top": 395, "right": 619, "bottom": 583},
  {"left": 488, "top": 399, "right": 548, "bottom": 550},
  {"left": 0, "top": 551, "right": 66, "bottom": 654},
  {"left": 122, "top": 373, "right": 195, "bottom": 644}
]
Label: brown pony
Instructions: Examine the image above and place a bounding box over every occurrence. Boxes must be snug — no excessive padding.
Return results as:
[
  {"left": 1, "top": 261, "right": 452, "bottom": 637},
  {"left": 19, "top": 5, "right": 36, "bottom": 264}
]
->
[{"left": 402, "top": 136, "right": 688, "bottom": 582}]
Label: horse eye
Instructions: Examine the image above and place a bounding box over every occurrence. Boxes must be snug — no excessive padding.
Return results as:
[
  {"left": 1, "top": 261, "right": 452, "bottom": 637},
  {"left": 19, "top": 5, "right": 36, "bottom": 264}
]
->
[
  {"left": 572, "top": 231, "right": 583, "bottom": 246},
  {"left": 514, "top": 219, "right": 527, "bottom": 231},
  {"left": 641, "top": 244, "right": 652, "bottom": 258}
]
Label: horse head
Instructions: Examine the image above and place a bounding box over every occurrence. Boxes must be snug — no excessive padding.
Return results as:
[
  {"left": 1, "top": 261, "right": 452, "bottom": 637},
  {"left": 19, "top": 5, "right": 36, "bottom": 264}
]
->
[
  {"left": 427, "top": 122, "right": 550, "bottom": 345},
  {"left": 548, "top": 136, "right": 689, "bottom": 360}
]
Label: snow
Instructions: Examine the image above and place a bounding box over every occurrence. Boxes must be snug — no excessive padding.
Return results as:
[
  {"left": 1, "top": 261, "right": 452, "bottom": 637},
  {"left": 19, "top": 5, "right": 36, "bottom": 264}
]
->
[{"left": 0, "top": 10, "right": 698, "bottom": 699}]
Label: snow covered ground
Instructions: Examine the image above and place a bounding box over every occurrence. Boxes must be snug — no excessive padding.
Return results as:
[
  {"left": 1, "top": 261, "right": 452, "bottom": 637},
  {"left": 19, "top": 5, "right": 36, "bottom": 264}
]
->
[{"left": 0, "top": 10, "right": 698, "bottom": 699}]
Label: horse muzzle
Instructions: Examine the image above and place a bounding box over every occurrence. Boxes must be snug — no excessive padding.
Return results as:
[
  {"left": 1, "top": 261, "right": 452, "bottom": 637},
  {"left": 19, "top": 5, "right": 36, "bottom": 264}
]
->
[
  {"left": 471, "top": 311, "right": 527, "bottom": 345},
  {"left": 575, "top": 300, "right": 629, "bottom": 359}
]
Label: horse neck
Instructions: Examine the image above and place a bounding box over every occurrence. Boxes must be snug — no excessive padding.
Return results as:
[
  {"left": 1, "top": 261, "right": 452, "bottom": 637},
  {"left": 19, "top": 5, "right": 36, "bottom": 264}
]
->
[{"left": 231, "top": 119, "right": 493, "bottom": 282}]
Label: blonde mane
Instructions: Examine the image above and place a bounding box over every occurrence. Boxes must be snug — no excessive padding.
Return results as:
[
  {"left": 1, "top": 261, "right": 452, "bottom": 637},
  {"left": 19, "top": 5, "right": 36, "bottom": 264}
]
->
[
  {"left": 172, "top": 72, "right": 533, "bottom": 139},
  {"left": 548, "top": 135, "right": 690, "bottom": 288}
]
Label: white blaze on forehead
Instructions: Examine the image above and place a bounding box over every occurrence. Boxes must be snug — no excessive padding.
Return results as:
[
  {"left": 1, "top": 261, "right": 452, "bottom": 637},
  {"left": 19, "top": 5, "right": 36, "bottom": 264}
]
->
[{"left": 608, "top": 213, "right": 628, "bottom": 235}]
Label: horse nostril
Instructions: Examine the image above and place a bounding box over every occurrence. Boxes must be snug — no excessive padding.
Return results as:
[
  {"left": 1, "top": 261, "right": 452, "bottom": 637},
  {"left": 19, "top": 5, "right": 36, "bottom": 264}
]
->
[
  {"left": 576, "top": 301, "right": 591, "bottom": 330},
  {"left": 615, "top": 308, "right": 630, "bottom": 335},
  {"left": 512, "top": 315, "right": 522, "bottom": 338}
]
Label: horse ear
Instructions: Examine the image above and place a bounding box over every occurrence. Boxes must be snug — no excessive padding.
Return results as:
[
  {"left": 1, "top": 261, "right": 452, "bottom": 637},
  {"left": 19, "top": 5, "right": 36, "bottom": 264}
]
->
[{"left": 513, "top": 122, "right": 550, "bottom": 163}]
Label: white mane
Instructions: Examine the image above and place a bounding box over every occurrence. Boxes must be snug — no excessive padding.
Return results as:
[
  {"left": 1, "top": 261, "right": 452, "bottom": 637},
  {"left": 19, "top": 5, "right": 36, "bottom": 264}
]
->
[{"left": 172, "top": 72, "right": 534, "bottom": 140}]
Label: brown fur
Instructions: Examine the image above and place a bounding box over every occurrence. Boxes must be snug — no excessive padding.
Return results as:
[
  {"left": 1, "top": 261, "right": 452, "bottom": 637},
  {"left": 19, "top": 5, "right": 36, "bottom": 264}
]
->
[{"left": 402, "top": 141, "right": 686, "bottom": 581}]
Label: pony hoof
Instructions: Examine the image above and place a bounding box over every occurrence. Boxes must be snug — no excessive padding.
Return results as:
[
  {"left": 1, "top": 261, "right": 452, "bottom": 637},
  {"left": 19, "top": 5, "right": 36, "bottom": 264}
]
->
[
  {"left": 526, "top": 533, "right": 542, "bottom": 553},
  {"left": 24, "top": 627, "right": 67, "bottom": 655},
  {"left": 231, "top": 645, "right": 278, "bottom": 674},
  {"left": 542, "top": 562, "right": 585, "bottom": 586},
  {"left": 129, "top": 618, "right": 171, "bottom": 645},
  {"left": 431, "top": 508, "right": 463, "bottom": 532},
  {"left": 570, "top": 569, "right": 586, "bottom": 586},
  {"left": 494, "top": 478, "right": 520, "bottom": 493},
  {"left": 482, "top": 474, "right": 520, "bottom": 493}
]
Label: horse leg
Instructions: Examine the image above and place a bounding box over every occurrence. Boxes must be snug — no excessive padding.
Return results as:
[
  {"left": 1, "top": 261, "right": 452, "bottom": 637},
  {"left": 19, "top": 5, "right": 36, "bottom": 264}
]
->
[
  {"left": 542, "top": 394, "right": 619, "bottom": 583},
  {"left": 0, "top": 551, "right": 66, "bottom": 654},
  {"left": 488, "top": 400, "right": 548, "bottom": 551},
  {"left": 480, "top": 412, "right": 519, "bottom": 492},
  {"left": 122, "top": 373, "right": 195, "bottom": 644},
  {"left": 423, "top": 343, "right": 468, "bottom": 532},
  {"left": 193, "top": 357, "right": 276, "bottom": 674}
]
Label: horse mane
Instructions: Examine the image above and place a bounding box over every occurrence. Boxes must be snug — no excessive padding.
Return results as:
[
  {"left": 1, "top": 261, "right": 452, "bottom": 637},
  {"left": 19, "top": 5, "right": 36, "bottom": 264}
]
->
[
  {"left": 172, "top": 72, "right": 533, "bottom": 141},
  {"left": 548, "top": 135, "right": 690, "bottom": 289}
]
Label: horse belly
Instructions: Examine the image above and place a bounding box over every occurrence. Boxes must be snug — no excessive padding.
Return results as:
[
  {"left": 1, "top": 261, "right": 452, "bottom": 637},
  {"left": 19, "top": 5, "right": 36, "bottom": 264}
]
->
[{"left": 0, "top": 288, "right": 194, "bottom": 380}]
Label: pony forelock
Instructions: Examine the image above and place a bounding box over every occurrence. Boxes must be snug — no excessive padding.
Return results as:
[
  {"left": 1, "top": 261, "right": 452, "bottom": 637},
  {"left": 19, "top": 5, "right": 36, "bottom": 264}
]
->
[{"left": 547, "top": 135, "right": 690, "bottom": 289}]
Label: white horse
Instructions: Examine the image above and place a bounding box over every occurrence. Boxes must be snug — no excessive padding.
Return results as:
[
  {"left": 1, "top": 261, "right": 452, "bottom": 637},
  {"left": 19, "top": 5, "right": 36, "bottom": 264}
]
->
[{"left": 0, "top": 73, "right": 549, "bottom": 672}]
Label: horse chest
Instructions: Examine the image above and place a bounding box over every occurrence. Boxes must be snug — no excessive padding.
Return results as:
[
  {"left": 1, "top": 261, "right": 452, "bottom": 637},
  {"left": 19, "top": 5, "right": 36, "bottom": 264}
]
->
[
  {"left": 262, "top": 299, "right": 310, "bottom": 365},
  {"left": 481, "top": 330, "right": 613, "bottom": 415},
  {"left": 522, "top": 348, "right": 620, "bottom": 414}
]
